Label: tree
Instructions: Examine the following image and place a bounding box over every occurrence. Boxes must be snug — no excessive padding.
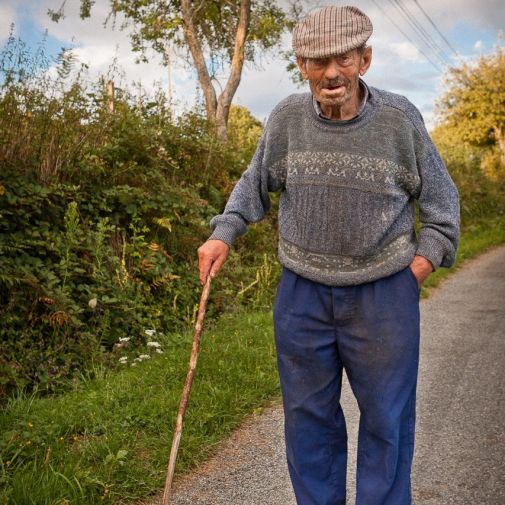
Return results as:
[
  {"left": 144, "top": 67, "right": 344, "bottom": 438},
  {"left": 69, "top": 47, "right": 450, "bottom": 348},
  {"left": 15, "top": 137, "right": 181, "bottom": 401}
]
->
[
  {"left": 51, "top": 0, "right": 298, "bottom": 141},
  {"left": 227, "top": 104, "right": 262, "bottom": 169},
  {"left": 436, "top": 44, "right": 505, "bottom": 173}
]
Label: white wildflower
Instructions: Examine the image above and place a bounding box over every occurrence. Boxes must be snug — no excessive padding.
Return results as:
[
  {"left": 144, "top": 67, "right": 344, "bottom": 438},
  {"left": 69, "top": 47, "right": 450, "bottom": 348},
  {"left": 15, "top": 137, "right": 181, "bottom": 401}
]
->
[
  {"left": 118, "top": 337, "right": 130, "bottom": 343},
  {"left": 131, "top": 362, "right": 137, "bottom": 367},
  {"left": 139, "top": 354, "right": 151, "bottom": 360},
  {"left": 155, "top": 349, "right": 164, "bottom": 354},
  {"left": 133, "top": 357, "right": 142, "bottom": 363},
  {"left": 88, "top": 298, "right": 97, "bottom": 309},
  {"left": 146, "top": 341, "right": 161, "bottom": 348},
  {"left": 144, "top": 329, "right": 156, "bottom": 337},
  {"left": 119, "top": 356, "right": 128, "bottom": 364}
]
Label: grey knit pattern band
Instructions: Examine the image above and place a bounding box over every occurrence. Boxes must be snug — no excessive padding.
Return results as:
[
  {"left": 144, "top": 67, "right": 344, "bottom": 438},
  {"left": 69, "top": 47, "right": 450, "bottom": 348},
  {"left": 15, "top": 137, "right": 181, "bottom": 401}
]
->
[{"left": 293, "top": 5, "right": 373, "bottom": 58}]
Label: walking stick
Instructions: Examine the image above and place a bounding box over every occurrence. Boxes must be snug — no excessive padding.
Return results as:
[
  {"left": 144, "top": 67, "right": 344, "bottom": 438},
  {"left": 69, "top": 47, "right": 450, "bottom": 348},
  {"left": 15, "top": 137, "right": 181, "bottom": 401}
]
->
[{"left": 162, "top": 275, "right": 212, "bottom": 505}]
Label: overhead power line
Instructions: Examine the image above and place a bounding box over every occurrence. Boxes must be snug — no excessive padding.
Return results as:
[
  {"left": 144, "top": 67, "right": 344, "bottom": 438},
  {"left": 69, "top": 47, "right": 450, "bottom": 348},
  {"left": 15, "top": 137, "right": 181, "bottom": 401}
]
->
[
  {"left": 368, "top": 0, "right": 442, "bottom": 72},
  {"left": 411, "top": 0, "right": 461, "bottom": 60},
  {"left": 388, "top": 0, "right": 452, "bottom": 66},
  {"left": 396, "top": 0, "right": 453, "bottom": 64}
]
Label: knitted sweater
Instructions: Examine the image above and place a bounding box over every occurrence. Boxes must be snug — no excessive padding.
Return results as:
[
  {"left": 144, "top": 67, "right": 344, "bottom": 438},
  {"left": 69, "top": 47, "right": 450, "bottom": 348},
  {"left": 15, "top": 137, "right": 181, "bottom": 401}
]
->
[{"left": 209, "top": 84, "right": 460, "bottom": 286}]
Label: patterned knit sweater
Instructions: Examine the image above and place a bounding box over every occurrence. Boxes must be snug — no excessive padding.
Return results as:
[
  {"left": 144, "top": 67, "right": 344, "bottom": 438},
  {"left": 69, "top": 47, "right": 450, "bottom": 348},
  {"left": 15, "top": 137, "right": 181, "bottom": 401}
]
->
[{"left": 209, "top": 83, "right": 460, "bottom": 286}]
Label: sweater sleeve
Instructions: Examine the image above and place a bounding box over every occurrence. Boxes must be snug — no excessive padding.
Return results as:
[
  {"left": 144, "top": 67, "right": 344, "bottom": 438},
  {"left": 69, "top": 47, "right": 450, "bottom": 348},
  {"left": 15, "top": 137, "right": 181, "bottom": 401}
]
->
[
  {"left": 410, "top": 108, "right": 460, "bottom": 269},
  {"left": 208, "top": 128, "right": 284, "bottom": 246}
]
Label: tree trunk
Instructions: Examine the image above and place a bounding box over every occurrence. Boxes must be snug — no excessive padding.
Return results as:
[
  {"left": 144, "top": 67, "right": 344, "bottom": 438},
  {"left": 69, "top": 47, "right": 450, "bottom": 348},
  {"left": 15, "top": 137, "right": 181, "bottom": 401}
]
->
[
  {"left": 180, "top": 0, "right": 251, "bottom": 142},
  {"left": 215, "top": 0, "right": 251, "bottom": 141},
  {"left": 180, "top": 0, "right": 218, "bottom": 123},
  {"left": 163, "top": 43, "right": 174, "bottom": 118},
  {"left": 495, "top": 126, "right": 505, "bottom": 167},
  {"left": 106, "top": 80, "right": 115, "bottom": 113}
]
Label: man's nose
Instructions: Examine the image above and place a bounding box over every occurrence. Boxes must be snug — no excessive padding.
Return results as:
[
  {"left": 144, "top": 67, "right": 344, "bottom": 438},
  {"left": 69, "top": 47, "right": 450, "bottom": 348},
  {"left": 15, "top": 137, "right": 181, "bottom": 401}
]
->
[{"left": 323, "top": 58, "right": 341, "bottom": 79}]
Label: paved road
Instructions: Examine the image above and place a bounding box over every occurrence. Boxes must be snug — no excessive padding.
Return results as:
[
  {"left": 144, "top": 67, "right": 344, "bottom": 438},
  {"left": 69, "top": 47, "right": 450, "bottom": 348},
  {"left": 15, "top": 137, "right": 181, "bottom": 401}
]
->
[{"left": 154, "top": 246, "right": 505, "bottom": 505}]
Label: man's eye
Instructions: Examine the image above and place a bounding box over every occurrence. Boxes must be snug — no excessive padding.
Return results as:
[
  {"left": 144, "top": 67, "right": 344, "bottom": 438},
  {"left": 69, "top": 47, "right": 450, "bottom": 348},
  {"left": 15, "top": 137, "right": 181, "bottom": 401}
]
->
[{"left": 338, "top": 55, "right": 353, "bottom": 65}]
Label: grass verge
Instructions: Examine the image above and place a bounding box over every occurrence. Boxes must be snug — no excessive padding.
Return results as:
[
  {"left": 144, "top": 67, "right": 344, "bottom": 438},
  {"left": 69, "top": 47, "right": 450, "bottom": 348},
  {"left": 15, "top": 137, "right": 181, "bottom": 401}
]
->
[
  {"left": 421, "top": 215, "right": 505, "bottom": 295},
  {"left": 1, "top": 215, "right": 504, "bottom": 504},
  {"left": 0, "top": 311, "right": 279, "bottom": 504}
]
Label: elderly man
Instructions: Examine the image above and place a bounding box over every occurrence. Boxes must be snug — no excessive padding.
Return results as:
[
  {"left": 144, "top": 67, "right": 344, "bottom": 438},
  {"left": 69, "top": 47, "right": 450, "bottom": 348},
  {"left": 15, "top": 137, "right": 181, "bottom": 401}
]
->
[{"left": 198, "top": 5, "right": 459, "bottom": 505}]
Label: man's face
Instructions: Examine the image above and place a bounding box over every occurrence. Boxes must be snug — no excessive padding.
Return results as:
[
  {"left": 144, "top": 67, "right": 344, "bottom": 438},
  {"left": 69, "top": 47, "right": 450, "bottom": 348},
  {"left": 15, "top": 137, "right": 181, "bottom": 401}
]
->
[{"left": 297, "top": 47, "right": 372, "bottom": 109}]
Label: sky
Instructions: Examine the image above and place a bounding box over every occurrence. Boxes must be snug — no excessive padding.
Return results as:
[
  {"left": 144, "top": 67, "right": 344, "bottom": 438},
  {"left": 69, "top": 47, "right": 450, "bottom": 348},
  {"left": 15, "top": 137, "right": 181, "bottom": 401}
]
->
[{"left": 1, "top": 0, "right": 503, "bottom": 128}]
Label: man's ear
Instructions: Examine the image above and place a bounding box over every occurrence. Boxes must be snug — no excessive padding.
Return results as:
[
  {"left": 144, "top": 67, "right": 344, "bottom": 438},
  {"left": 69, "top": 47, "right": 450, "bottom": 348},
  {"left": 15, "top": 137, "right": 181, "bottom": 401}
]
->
[
  {"left": 296, "top": 56, "right": 309, "bottom": 80},
  {"left": 359, "top": 46, "right": 372, "bottom": 76}
]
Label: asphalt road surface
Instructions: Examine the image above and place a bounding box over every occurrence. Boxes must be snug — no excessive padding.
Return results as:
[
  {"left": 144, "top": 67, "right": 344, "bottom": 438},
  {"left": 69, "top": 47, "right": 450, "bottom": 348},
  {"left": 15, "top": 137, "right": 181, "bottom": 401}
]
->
[{"left": 154, "top": 246, "right": 505, "bottom": 505}]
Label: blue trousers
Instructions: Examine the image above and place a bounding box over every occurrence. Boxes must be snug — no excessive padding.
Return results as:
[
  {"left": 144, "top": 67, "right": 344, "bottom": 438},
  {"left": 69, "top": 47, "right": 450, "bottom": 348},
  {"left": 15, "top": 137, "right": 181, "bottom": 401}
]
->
[{"left": 273, "top": 267, "right": 420, "bottom": 505}]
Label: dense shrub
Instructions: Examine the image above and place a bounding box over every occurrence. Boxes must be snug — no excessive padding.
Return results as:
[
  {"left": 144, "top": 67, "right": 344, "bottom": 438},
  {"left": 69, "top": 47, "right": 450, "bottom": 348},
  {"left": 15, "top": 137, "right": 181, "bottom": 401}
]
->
[
  {"left": 432, "top": 127, "right": 505, "bottom": 225},
  {"left": 0, "top": 36, "right": 278, "bottom": 399}
]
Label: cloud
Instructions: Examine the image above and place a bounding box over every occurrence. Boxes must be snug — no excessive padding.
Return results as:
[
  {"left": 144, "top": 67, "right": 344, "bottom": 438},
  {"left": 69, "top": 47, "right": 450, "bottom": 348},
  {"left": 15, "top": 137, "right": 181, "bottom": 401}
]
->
[
  {"left": 425, "top": 0, "right": 505, "bottom": 31},
  {"left": 235, "top": 60, "right": 302, "bottom": 121},
  {"left": 358, "top": 0, "right": 501, "bottom": 67},
  {"left": 33, "top": 0, "right": 131, "bottom": 47},
  {"left": 389, "top": 41, "right": 422, "bottom": 62},
  {"left": 5, "top": 0, "right": 502, "bottom": 128},
  {"left": 0, "top": 2, "right": 16, "bottom": 44},
  {"left": 363, "top": 0, "right": 504, "bottom": 35},
  {"left": 25, "top": 1, "right": 198, "bottom": 105},
  {"left": 474, "top": 40, "right": 483, "bottom": 50}
]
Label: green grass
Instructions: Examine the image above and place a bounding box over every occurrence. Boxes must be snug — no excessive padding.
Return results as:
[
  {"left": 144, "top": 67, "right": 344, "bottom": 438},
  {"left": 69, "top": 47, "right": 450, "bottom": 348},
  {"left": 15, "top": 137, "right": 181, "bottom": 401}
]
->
[
  {"left": 421, "top": 215, "right": 505, "bottom": 295},
  {"left": 0, "top": 311, "right": 279, "bottom": 504},
  {"left": 1, "top": 215, "right": 504, "bottom": 505}
]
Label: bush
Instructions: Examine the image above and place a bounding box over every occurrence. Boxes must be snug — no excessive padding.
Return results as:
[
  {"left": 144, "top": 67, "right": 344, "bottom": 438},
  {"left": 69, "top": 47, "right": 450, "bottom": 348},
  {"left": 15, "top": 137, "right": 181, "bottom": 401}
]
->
[
  {"left": 0, "top": 36, "right": 278, "bottom": 399},
  {"left": 432, "top": 126, "right": 505, "bottom": 225}
]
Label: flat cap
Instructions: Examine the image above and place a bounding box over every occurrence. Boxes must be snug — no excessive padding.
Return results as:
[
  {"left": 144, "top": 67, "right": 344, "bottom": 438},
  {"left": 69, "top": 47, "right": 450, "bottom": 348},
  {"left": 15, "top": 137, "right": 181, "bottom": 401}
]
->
[{"left": 293, "top": 5, "right": 373, "bottom": 58}]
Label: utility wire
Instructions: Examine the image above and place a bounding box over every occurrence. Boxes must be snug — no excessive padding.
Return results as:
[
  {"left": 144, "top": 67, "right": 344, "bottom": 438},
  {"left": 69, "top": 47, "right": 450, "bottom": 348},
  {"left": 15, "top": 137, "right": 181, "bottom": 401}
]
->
[
  {"left": 411, "top": 0, "right": 461, "bottom": 60},
  {"left": 393, "top": 0, "right": 453, "bottom": 65},
  {"left": 368, "top": 0, "right": 442, "bottom": 72},
  {"left": 387, "top": 0, "right": 452, "bottom": 66}
]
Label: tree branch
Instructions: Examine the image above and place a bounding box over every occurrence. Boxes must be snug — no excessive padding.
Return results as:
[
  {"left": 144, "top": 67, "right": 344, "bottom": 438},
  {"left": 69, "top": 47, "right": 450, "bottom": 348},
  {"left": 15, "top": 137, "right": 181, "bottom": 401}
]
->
[
  {"left": 180, "top": 0, "right": 217, "bottom": 119},
  {"left": 216, "top": 0, "right": 251, "bottom": 139}
]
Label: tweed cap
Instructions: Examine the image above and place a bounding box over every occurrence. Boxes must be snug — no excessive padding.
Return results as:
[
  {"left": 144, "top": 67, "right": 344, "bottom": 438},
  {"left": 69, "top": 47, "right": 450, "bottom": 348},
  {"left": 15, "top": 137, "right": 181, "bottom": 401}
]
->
[{"left": 293, "top": 5, "right": 373, "bottom": 58}]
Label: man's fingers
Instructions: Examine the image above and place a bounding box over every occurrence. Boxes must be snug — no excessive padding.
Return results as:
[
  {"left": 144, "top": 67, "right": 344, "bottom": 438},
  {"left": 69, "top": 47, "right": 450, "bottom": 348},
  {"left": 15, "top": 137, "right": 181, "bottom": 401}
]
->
[
  {"left": 199, "top": 257, "right": 212, "bottom": 285},
  {"left": 197, "top": 240, "right": 230, "bottom": 284},
  {"left": 198, "top": 252, "right": 224, "bottom": 284},
  {"left": 210, "top": 253, "right": 227, "bottom": 278}
]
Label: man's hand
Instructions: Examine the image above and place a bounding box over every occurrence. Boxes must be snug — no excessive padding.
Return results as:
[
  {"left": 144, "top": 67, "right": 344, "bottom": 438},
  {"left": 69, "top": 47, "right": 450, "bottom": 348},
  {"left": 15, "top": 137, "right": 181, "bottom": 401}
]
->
[
  {"left": 197, "top": 240, "right": 230, "bottom": 285},
  {"left": 409, "top": 255, "right": 434, "bottom": 285}
]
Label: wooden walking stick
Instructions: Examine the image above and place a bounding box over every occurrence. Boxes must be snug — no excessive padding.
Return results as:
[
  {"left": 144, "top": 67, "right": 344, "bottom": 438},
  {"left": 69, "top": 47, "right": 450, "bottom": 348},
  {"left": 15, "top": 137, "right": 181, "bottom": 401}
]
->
[{"left": 162, "top": 276, "right": 212, "bottom": 505}]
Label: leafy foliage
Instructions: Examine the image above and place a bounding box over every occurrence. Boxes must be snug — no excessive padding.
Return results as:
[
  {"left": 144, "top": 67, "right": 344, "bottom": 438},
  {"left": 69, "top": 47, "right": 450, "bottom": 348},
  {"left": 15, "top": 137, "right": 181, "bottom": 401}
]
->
[
  {"left": 435, "top": 44, "right": 505, "bottom": 177},
  {"left": 226, "top": 104, "right": 263, "bottom": 177},
  {"left": 432, "top": 125, "right": 505, "bottom": 220},
  {"left": 432, "top": 44, "right": 505, "bottom": 220},
  {"left": 3, "top": 30, "right": 503, "bottom": 403},
  {"left": 1, "top": 28, "right": 505, "bottom": 505},
  {"left": 77, "top": 0, "right": 290, "bottom": 69},
  {"left": 57, "top": 0, "right": 300, "bottom": 140},
  {"left": 0, "top": 36, "right": 278, "bottom": 399}
]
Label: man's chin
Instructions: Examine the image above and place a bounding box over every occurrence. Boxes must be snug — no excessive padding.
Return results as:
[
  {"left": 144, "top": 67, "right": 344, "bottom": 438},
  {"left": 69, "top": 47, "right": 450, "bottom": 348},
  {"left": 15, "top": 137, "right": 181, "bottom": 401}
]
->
[{"left": 318, "top": 96, "right": 348, "bottom": 107}]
